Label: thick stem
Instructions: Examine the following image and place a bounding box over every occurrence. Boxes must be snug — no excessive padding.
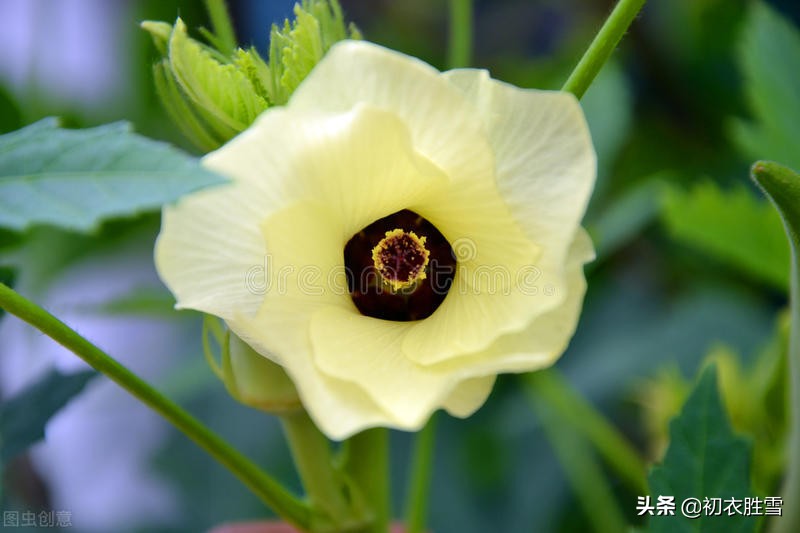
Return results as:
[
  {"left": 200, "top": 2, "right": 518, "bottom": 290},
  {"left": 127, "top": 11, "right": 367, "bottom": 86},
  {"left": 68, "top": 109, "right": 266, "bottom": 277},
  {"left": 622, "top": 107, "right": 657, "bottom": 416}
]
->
[
  {"left": 779, "top": 243, "right": 800, "bottom": 533},
  {"left": 280, "top": 410, "right": 354, "bottom": 531},
  {"left": 562, "top": 0, "right": 646, "bottom": 98},
  {"left": 404, "top": 415, "right": 437, "bottom": 533},
  {"left": 751, "top": 161, "right": 800, "bottom": 533},
  {"left": 345, "top": 428, "right": 391, "bottom": 533},
  {"left": 0, "top": 283, "right": 310, "bottom": 529},
  {"left": 447, "top": 0, "right": 473, "bottom": 69}
]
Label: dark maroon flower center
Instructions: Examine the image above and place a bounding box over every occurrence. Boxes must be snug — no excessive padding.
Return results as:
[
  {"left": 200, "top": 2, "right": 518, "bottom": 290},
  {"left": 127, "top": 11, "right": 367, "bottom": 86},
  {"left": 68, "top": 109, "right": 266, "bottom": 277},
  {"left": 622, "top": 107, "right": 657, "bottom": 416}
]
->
[{"left": 344, "top": 210, "right": 456, "bottom": 321}]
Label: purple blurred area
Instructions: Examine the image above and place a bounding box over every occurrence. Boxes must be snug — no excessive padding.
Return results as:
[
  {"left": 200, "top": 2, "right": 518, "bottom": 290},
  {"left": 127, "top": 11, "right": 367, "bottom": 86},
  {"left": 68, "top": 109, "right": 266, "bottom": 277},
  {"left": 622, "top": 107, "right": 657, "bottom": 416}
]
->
[{"left": 2, "top": 1, "right": 799, "bottom": 532}]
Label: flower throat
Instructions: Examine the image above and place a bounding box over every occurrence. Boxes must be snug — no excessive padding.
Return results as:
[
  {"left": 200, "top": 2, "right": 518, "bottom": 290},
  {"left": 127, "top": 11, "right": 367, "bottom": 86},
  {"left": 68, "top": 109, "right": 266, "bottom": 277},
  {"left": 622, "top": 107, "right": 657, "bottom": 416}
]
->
[{"left": 344, "top": 210, "right": 456, "bottom": 321}]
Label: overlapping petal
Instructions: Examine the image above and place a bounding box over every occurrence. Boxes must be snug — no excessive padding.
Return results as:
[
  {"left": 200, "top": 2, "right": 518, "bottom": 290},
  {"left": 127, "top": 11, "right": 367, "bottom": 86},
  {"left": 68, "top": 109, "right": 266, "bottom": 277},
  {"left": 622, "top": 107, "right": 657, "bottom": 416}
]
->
[
  {"left": 443, "top": 69, "right": 596, "bottom": 270},
  {"left": 156, "top": 39, "right": 597, "bottom": 438}
]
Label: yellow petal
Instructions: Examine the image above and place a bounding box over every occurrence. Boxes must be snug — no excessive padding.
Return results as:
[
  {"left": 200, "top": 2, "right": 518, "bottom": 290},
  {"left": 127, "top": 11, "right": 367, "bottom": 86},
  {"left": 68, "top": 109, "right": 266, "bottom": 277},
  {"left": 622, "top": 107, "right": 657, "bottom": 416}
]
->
[
  {"left": 289, "top": 40, "right": 492, "bottom": 184},
  {"left": 226, "top": 203, "right": 395, "bottom": 439},
  {"left": 208, "top": 103, "right": 448, "bottom": 238},
  {"left": 310, "top": 306, "right": 467, "bottom": 429},
  {"left": 442, "top": 69, "right": 596, "bottom": 269},
  {"left": 264, "top": 230, "right": 589, "bottom": 434},
  {"left": 429, "top": 229, "right": 595, "bottom": 377},
  {"left": 442, "top": 375, "right": 496, "bottom": 418},
  {"left": 155, "top": 181, "right": 269, "bottom": 319},
  {"left": 232, "top": 309, "right": 393, "bottom": 440}
]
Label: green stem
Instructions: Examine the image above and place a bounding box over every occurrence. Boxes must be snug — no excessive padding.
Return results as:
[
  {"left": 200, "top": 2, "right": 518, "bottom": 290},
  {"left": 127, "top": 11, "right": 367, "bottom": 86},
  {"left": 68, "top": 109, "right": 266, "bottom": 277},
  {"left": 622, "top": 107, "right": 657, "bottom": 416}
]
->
[
  {"left": 750, "top": 161, "right": 800, "bottom": 533},
  {"left": 447, "top": 0, "right": 473, "bottom": 69},
  {"left": 204, "top": 0, "right": 237, "bottom": 56},
  {"left": 526, "top": 370, "right": 648, "bottom": 495},
  {"left": 0, "top": 283, "right": 310, "bottom": 529},
  {"left": 404, "top": 415, "right": 437, "bottom": 533},
  {"left": 561, "top": 0, "right": 646, "bottom": 98},
  {"left": 280, "top": 410, "right": 355, "bottom": 531},
  {"left": 345, "top": 428, "right": 391, "bottom": 533},
  {"left": 532, "top": 398, "right": 627, "bottom": 533}
]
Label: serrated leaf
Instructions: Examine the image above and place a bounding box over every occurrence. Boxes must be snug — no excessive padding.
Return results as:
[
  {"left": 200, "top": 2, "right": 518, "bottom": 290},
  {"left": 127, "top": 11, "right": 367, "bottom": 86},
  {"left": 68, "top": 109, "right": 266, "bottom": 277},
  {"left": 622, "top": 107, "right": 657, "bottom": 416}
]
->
[
  {"left": 0, "top": 119, "right": 226, "bottom": 231},
  {"left": 661, "top": 181, "right": 789, "bottom": 290},
  {"left": 168, "top": 18, "right": 268, "bottom": 132},
  {"left": 647, "top": 366, "right": 755, "bottom": 533},
  {"left": 0, "top": 370, "right": 96, "bottom": 463},
  {"left": 731, "top": 2, "right": 800, "bottom": 170}
]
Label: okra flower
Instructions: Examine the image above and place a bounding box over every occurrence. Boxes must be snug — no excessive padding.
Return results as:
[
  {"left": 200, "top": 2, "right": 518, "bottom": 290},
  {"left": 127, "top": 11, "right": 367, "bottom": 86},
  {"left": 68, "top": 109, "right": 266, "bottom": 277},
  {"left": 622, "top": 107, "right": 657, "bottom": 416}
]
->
[{"left": 155, "top": 40, "right": 596, "bottom": 439}]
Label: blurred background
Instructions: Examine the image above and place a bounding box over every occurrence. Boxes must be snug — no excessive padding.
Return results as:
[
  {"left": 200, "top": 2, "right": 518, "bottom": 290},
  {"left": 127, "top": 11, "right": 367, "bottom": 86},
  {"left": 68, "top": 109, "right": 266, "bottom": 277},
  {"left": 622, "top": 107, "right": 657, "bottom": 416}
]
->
[{"left": 1, "top": 0, "right": 800, "bottom": 531}]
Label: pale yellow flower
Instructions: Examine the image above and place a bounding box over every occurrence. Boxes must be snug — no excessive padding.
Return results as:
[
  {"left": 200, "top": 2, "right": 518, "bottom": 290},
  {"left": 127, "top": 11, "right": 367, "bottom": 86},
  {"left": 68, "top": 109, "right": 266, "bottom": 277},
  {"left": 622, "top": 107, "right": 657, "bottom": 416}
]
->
[{"left": 155, "top": 40, "right": 595, "bottom": 439}]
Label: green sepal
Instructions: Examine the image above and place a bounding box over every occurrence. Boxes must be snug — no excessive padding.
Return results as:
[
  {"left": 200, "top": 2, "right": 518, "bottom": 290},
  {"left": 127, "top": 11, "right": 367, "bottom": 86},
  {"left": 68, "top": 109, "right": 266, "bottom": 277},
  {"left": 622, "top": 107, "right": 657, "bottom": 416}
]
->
[
  {"left": 152, "top": 59, "right": 222, "bottom": 152},
  {"left": 168, "top": 18, "right": 268, "bottom": 132},
  {"left": 141, "top": 20, "right": 172, "bottom": 56},
  {"left": 268, "top": 0, "right": 362, "bottom": 105},
  {"left": 203, "top": 315, "right": 301, "bottom": 414},
  {"left": 233, "top": 47, "right": 273, "bottom": 103},
  {"left": 143, "top": 1, "right": 361, "bottom": 151}
]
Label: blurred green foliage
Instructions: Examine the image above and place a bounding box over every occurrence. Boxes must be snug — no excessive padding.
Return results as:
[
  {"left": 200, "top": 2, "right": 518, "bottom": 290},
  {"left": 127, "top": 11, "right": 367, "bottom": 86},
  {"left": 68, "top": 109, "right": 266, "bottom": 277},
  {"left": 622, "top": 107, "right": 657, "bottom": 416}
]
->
[{"left": 1, "top": 0, "right": 800, "bottom": 532}]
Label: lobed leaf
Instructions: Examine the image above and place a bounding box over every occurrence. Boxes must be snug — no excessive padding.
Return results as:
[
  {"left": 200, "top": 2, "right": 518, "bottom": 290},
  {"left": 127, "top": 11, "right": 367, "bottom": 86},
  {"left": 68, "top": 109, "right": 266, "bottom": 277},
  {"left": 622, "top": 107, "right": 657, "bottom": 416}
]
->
[
  {"left": 732, "top": 2, "right": 800, "bottom": 170},
  {"left": 661, "top": 181, "right": 789, "bottom": 290}
]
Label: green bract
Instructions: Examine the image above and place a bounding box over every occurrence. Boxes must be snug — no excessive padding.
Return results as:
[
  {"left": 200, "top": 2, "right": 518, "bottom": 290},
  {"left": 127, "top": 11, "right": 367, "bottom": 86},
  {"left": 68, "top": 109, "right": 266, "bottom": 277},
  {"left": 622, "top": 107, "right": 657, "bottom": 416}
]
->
[{"left": 141, "top": 0, "right": 361, "bottom": 152}]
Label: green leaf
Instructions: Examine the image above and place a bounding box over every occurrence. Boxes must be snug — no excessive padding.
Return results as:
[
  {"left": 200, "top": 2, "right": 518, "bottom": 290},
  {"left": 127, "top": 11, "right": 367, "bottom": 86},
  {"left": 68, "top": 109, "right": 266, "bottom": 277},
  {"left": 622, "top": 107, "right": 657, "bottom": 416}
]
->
[
  {"left": 732, "top": 2, "right": 800, "bottom": 170},
  {"left": 661, "top": 180, "right": 789, "bottom": 290},
  {"left": 0, "top": 370, "right": 96, "bottom": 463},
  {"left": 0, "top": 118, "right": 226, "bottom": 232},
  {"left": 647, "top": 366, "right": 755, "bottom": 533},
  {"left": 168, "top": 18, "right": 268, "bottom": 132}
]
